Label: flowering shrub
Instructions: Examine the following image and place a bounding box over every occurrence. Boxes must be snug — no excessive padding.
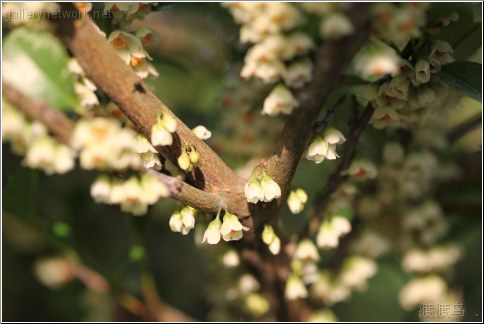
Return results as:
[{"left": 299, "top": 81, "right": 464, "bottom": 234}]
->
[{"left": 2, "top": 2, "right": 482, "bottom": 322}]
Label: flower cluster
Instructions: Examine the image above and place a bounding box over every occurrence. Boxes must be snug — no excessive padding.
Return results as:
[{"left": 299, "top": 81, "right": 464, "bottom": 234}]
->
[
  {"left": 305, "top": 127, "right": 346, "bottom": 164},
  {"left": 287, "top": 188, "right": 308, "bottom": 214},
  {"left": 201, "top": 211, "right": 249, "bottom": 243},
  {"left": 177, "top": 146, "right": 199, "bottom": 172},
  {"left": 262, "top": 225, "right": 281, "bottom": 255},
  {"left": 398, "top": 275, "right": 455, "bottom": 311},
  {"left": 244, "top": 165, "right": 281, "bottom": 204},
  {"left": 151, "top": 113, "right": 177, "bottom": 146},
  {"left": 24, "top": 136, "right": 75, "bottom": 175},
  {"left": 169, "top": 205, "right": 197, "bottom": 235},
  {"left": 71, "top": 117, "right": 142, "bottom": 171},
  {"left": 104, "top": 2, "right": 155, "bottom": 26},
  {"left": 310, "top": 255, "right": 377, "bottom": 305},
  {"left": 358, "top": 40, "right": 455, "bottom": 129},
  {"left": 135, "top": 134, "right": 162, "bottom": 170},
  {"left": 91, "top": 173, "right": 168, "bottom": 215},
  {"left": 67, "top": 58, "right": 99, "bottom": 109},
  {"left": 316, "top": 215, "right": 352, "bottom": 249},
  {"left": 402, "top": 245, "right": 461, "bottom": 273},
  {"left": 2, "top": 104, "right": 75, "bottom": 174},
  {"left": 224, "top": 3, "right": 315, "bottom": 116},
  {"left": 342, "top": 159, "right": 378, "bottom": 181},
  {"left": 371, "top": 3, "right": 429, "bottom": 48},
  {"left": 107, "top": 28, "right": 159, "bottom": 79}
]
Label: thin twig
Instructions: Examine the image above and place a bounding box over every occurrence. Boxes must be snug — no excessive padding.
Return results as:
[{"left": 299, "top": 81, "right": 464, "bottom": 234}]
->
[
  {"left": 448, "top": 114, "right": 482, "bottom": 143},
  {"left": 300, "top": 104, "right": 375, "bottom": 238}
]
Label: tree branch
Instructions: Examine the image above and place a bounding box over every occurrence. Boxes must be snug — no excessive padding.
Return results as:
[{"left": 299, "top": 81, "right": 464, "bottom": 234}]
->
[
  {"left": 250, "top": 3, "right": 371, "bottom": 233},
  {"left": 2, "top": 83, "right": 74, "bottom": 145},
  {"left": 48, "top": 3, "right": 245, "bottom": 195},
  {"left": 2, "top": 82, "right": 250, "bottom": 216},
  {"left": 448, "top": 114, "right": 482, "bottom": 143}
]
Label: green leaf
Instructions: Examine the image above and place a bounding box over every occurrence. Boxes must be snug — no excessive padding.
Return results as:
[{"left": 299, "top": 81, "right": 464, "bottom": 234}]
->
[
  {"left": 452, "top": 22, "right": 482, "bottom": 60},
  {"left": 2, "top": 27, "right": 78, "bottom": 110},
  {"left": 437, "top": 61, "right": 482, "bottom": 102},
  {"left": 3, "top": 167, "right": 39, "bottom": 221}
]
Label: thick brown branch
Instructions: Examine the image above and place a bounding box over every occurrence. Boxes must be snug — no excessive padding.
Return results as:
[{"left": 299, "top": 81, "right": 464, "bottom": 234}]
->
[
  {"left": 49, "top": 3, "right": 244, "bottom": 195},
  {"left": 2, "top": 82, "right": 249, "bottom": 216}
]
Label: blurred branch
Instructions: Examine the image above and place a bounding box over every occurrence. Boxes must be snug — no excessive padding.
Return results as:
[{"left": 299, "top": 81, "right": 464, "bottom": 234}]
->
[
  {"left": 2, "top": 82, "right": 250, "bottom": 216},
  {"left": 2, "top": 83, "right": 74, "bottom": 145},
  {"left": 448, "top": 114, "right": 482, "bottom": 143},
  {"left": 300, "top": 103, "right": 375, "bottom": 239},
  {"left": 49, "top": 3, "right": 245, "bottom": 196}
]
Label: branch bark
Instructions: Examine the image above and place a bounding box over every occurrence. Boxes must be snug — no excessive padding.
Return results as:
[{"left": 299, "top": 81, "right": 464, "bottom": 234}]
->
[
  {"left": 1, "top": 82, "right": 251, "bottom": 216},
  {"left": 49, "top": 3, "right": 245, "bottom": 196}
]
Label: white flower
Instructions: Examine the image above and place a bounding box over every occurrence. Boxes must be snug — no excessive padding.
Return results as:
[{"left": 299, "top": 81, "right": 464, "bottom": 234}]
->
[
  {"left": 180, "top": 206, "right": 196, "bottom": 235},
  {"left": 151, "top": 117, "right": 174, "bottom": 147},
  {"left": 283, "top": 59, "right": 313, "bottom": 88},
  {"left": 192, "top": 125, "right": 212, "bottom": 140},
  {"left": 169, "top": 211, "right": 183, "bottom": 232},
  {"left": 371, "top": 106, "right": 400, "bottom": 129},
  {"left": 220, "top": 212, "right": 249, "bottom": 241},
  {"left": 294, "top": 239, "right": 320, "bottom": 262},
  {"left": 268, "top": 236, "right": 281, "bottom": 255},
  {"left": 305, "top": 127, "right": 346, "bottom": 164},
  {"left": 320, "top": 13, "right": 354, "bottom": 39},
  {"left": 118, "top": 177, "right": 147, "bottom": 216},
  {"left": 262, "top": 225, "right": 281, "bottom": 255},
  {"left": 244, "top": 177, "right": 265, "bottom": 203},
  {"left": 316, "top": 216, "right": 351, "bottom": 249},
  {"left": 338, "top": 255, "right": 377, "bottom": 291},
  {"left": 343, "top": 159, "right": 378, "bottom": 180},
  {"left": 284, "top": 32, "right": 315, "bottom": 60},
  {"left": 260, "top": 174, "right": 282, "bottom": 202},
  {"left": 24, "top": 137, "right": 75, "bottom": 175},
  {"left": 140, "top": 174, "right": 169, "bottom": 204},
  {"left": 222, "top": 250, "right": 240, "bottom": 268},
  {"left": 354, "top": 42, "right": 401, "bottom": 80},
  {"left": 135, "top": 134, "right": 157, "bottom": 154},
  {"left": 287, "top": 188, "right": 308, "bottom": 214},
  {"left": 241, "top": 59, "right": 286, "bottom": 84},
  {"left": 415, "top": 59, "right": 431, "bottom": 83},
  {"left": 398, "top": 275, "right": 448, "bottom": 311},
  {"left": 285, "top": 274, "right": 308, "bottom": 300},
  {"left": 262, "top": 84, "right": 299, "bottom": 116},
  {"left": 262, "top": 225, "right": 276, "bottom": 245},
  {"left": 308, "top": 309, "right": 338, "bottom": 322},
  {"left": 202, "top": 216, "right": 222, "bottom": 245},
  {"left": 90, "top": 175, "right": 112, "bottom": 204}
]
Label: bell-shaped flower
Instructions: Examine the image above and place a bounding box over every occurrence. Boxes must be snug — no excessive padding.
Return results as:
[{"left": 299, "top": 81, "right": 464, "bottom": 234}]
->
[
  {"left": 202, "top": 216, "right": 222, "bottom": 245},
  {"left": 221, "top": 212, "right": 249, "bottom": 241},
  {"left": 192, "top": 125, "right": 212, "bottom": 140},
  {"left": 285, "top": 274, "right": 308, "bottom": 300},
  {"left": 287, "top": 188, "right": 308, "bottom": 214},
  {"left": 262, "top": 84, "right": 299, "bottom": 116},
  {"left": 294, "top": 239, "right": 320, "bottom": 262},
  {"left": 260, "top": 174, "right": 282, "bottom": 202}
]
